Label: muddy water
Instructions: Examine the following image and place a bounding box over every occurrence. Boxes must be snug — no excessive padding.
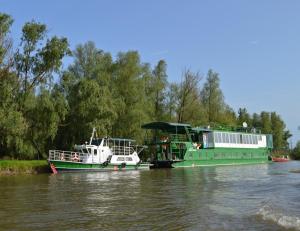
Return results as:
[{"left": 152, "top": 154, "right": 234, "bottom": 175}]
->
[{"left": 1, "top": 162, "right": 300, "bottom": 230}]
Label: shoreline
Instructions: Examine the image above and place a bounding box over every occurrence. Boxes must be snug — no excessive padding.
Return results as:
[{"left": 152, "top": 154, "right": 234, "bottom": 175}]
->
[{"left": 0, "top": 160, "right": 50, "bottom": 175}]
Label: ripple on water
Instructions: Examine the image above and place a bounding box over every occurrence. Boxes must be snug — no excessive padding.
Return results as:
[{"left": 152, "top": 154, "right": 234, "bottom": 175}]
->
[{"left": 257, "top": 205, "right": 300, "bottom": 230}]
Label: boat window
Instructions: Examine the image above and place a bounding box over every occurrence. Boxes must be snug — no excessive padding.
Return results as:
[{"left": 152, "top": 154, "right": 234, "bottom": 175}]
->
[
  {"left": 91, "top": 138, "right": 102, "bottom": 146},
  {"left": 94, "top": 149, "right": 97, "bottom": 155},
  {"left": 117, "top": 157, "right": 125, "bottom": 161},
  {"left": 126, "top": 157, "right": 133, "bottom": 161},
  {"left": 220, "top": 133, "right": 224, "bottom": 143},
  {"left": 82, "top": 148, "right": 89, "bottom": 154},
  {"left": 258, "top": 135, "right": 262, "bottom": 141},
  {"left": 232, "top": 134, "right": 236, "bottom": 143},
  {"left": 255, "top": 135, "right": 258, "bottom": 144},
  {"left": 214, "top": 133, "right": 218, "bottom": 143},
  {"left": 225, "top": 133, "right": 229, "bottom": 143},
  {"left": 218, "top": 133, "right": 222, "bottom": 143},
  {"left": 88, "top": 148, "right": 92, "bottom": 154}
]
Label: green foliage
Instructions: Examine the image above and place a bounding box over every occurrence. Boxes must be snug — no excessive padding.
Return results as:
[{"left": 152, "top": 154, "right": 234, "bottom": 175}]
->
[
  {"left": 291, "top": 141, "right": 300, "bottom": 160},
  {"left": 0, "top": 12, "right": 293, "bottom": 159},
  {"left": 201, "top": 69, "right": 224, "bottom": 123},
  {"left": 150, "top": 60, "right": 168, "bottom": 121},
  {"left": 0, "top": 13, "right": 13, "bottom": 65},
  {"left": 0, "top": 13, "right": 70, "bottom": 159},
  {"left": 237, "top": 108, "right": 252, "bottom": 127},
  {"left": 176, "top": 69, "right": 203, "bottom": 124},
  {"left": 112, "top": 51, "right": 152, "bottom": 141}
]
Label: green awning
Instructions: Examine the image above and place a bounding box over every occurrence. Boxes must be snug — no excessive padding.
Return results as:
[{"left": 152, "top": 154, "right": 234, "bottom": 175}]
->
[{"left": 141, "top": 121, "right": 191, "bottom": 134}]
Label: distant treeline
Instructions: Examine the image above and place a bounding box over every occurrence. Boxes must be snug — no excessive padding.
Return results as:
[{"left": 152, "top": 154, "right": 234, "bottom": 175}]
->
[{"left": 0, "top": 13, "right": 293, "bottom": 159}]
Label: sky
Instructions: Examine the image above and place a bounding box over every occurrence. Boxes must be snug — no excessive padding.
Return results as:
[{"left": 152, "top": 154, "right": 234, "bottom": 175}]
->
[{"left": 1, "top": 0, "right": 300, "bottom": 145}]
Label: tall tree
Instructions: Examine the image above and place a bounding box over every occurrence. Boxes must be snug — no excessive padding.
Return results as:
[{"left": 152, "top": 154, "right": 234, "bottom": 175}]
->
[
  {"left": 270, "top": 112, "right": 291, "bottom": 149},
  {"left": 165, "top": 83, "right": 179, "bottom": 122},
  {"left": 112, "top": 51, "right": 151, "bottom": 141},
  {"left": 252, "top": 113, "right": 261, "bottom": 128},
  {"left": 57, "top": 42, "right": 117, "bottom": 147},
  {"left": 150, "top": 60, "right": 168, "bottom": 121},
  {"left": 15, "top": 21, "right": 70, "bottom": 98},
  {"left": 200, "top": 69, "right": 225, "bottom": 123},
  {"left": 260, "top": 111, "right": 272, "bottom": 134},
  {"left": 176, "top": 69, "right": 203, "bottom": 124}
]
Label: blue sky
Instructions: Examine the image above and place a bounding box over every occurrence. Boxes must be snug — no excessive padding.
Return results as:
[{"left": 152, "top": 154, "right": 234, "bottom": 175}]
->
[{"left": 1, "top": 0, "right": 300, "bottom": 145}]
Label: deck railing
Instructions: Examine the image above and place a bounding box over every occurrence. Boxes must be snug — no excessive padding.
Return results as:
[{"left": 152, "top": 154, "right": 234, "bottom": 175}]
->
[
  {"left": 111, "top": 146, "right": 135, "bottom": 155},
  {"left": 49, "top": 150, "right": 86, "bottom": 163}
]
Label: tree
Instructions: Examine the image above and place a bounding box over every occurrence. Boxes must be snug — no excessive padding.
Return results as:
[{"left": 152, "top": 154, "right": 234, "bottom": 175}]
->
[
  {"left": 1, "top": 18, "right": 70, "bottom": 159},
  {"left": 270, "top": 112, "right": 291, "bottom": 149},
  {"left": 56, "top": 42, "right": 117, "bottom": 148},
  {"left": 149, "top": 60, "right": 168, "bottom": 121},
  {"left": 200, "top": 69, "right": 225, "bottom": 123},
  {"left": 176, "top": 69, "right": 203, "bottom": 124},
  {"left": 0, "top": 14, "right": 26, "bottom": 158},
  {"left": 112, "top": 51, "right": 152, "bottom": 141},
  {"left": 0, "top": 13, "right": 13, "bottom": 67},
  {"left": 237, "top": 108, "right": 252, "bottom": 127},
  {"left": 291, "top": 141, "right": 300, "bottom": 160},
  {"left": 260, "top": 111, "right": 272, "bottom": 134},
  {"left": 252, "top": 113, "right": 261, "bottom": 128},
  {"left": 165, "top": 83, "right": 179, "bottom": 122},
  {"left": 15, "top": 21, "right": 70, "bottom": 98}
]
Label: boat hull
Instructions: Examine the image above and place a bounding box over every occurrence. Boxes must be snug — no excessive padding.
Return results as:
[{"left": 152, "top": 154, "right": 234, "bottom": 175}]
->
[
  {"left": 172, "top": 158, "right": 270, "bottom": 168},
  {"left": 49, "top": 160, "right": 150, "bottom": 173},
  {"left": 157, "top": 147, "right": 271, "bottom": 168},
  {"left": 272, "top": 157, "right": 289, "bottom": 162}
]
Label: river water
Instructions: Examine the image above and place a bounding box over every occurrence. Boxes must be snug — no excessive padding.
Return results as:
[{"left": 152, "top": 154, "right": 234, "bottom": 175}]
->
[{"left": 1, "top": 162, "right": 300, "bottom": 230}]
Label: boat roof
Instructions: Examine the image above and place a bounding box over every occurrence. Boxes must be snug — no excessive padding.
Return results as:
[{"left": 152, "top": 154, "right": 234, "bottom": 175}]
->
[{"left": 141, "top": 121, "right": 191, "bottom": 134}]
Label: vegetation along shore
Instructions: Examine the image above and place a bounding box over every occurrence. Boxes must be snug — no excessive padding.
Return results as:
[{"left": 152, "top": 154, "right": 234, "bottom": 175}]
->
[{"left": 0, "top": 160, "right": 49, "bottom": 175}]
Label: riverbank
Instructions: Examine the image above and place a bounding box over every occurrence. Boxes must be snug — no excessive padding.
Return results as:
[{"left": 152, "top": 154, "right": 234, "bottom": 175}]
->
[{"left": 0, "top": 160, "right": 50, "bottom": 175}]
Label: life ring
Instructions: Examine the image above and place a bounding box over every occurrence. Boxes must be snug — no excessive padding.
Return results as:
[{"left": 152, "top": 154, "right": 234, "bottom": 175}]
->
[{"left": 72, "top": 153, "right": 79, "bottom": 162}]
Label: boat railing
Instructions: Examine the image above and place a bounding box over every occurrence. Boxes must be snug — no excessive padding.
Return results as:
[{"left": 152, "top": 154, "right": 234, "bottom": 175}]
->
[
  {"left": 49, "top": 150, "right": 86, "bottom": 163},
  {"left": 111, "top": 146, "right": 135, "bottom": 155}
]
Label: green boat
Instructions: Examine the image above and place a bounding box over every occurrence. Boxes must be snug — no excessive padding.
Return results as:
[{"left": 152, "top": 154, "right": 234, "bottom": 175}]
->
[
  {"left": 142, "top": 122, "right": 273, "bottom": 168},
  {"left": 48, "top": 129, "right": 149, "bottom": 173}
]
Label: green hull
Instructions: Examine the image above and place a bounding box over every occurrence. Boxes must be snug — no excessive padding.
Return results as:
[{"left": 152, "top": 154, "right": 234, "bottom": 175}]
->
[
  {"left": 171, "top": 147, "right": 270, "bottom": 168},
  {"left": 173, "top": 159, "right": 270, "bottom": 167},
  {"left": 49, "top": 160, "right": 149, "bottom": 172}
]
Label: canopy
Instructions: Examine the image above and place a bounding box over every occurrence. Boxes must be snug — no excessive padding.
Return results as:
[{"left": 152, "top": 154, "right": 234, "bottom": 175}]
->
[{"left": 141, "top": 121, "right": 191, "bottom": 134}]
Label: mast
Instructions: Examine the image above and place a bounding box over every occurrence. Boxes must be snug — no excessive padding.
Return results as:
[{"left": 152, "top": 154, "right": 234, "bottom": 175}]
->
[{"left": 89, "top": 127, "right": 96, "bottom": 145}]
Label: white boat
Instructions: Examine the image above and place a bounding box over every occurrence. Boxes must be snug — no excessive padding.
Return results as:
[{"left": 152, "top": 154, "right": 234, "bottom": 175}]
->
[{"left": 48, "top": 129, "right": 149, "bottom": 173}]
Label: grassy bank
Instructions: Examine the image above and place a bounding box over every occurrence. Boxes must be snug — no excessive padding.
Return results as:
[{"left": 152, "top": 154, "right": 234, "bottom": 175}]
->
[{"left": 0, "top": 160, "right": 50, "bottom": 175}]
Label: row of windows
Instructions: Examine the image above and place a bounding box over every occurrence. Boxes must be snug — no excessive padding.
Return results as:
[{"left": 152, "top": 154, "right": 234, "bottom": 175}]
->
[
  {"left": 213, "top": 132, "right": 262, "bottom": 145},
  {"left": 117, "top": 157, "right": 133, "bottom": 161}
]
